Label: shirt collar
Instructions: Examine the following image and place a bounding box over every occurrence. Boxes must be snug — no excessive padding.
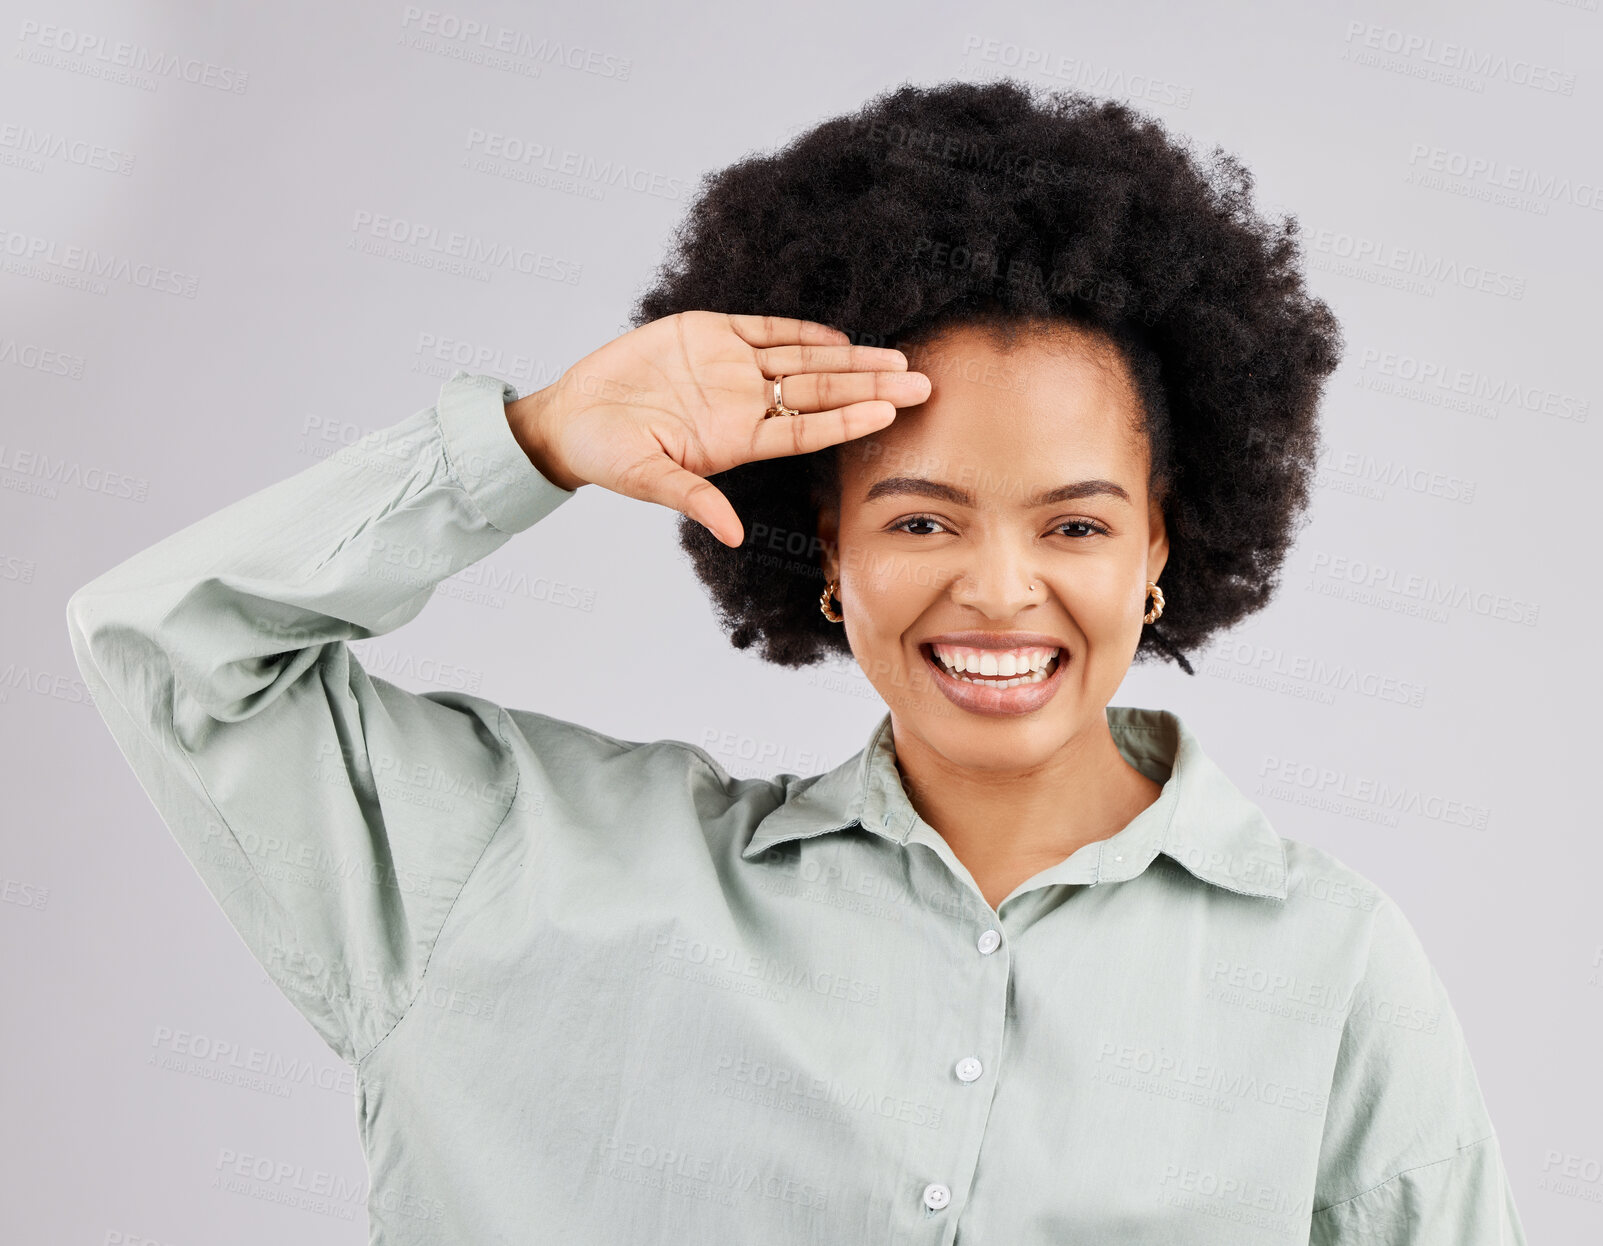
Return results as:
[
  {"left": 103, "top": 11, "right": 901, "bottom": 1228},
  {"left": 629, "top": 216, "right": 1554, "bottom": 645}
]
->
[{"left": 741, "top": 705, "right": 1289, "bottom": 902}]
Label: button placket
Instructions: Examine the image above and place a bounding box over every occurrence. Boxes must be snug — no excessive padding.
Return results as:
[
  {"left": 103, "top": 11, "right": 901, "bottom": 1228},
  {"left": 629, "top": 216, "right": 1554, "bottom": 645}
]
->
[
  {"left": 905, "top": 851, "right": 1010, "bottom": 1225},
  {"left": 960, "top": 926, "right": 997, "bottom": 1085},
  {"left": 920, "top": 919, "right": 1007, "bottom": 1218}
]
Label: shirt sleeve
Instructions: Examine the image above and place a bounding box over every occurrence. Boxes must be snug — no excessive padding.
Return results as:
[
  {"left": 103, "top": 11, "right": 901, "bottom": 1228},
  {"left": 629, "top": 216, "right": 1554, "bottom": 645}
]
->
[
  {"left": 64, "top": 369, "right": 578, "bottom": 1066},
  {"left": 1308, "top": 890, "right": 1529, "bottom": 1245}
]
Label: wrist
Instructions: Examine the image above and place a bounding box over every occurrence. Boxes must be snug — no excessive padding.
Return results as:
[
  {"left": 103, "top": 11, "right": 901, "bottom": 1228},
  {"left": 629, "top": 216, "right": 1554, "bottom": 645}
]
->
[{"left": 506, "top": 381, "right": 586, "bottom": 492}]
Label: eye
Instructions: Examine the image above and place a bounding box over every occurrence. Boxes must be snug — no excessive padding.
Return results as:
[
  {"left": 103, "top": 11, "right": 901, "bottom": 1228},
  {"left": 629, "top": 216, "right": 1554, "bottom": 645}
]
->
[
  {"left": 889, "top": 514, "right": 1111, "bottom": 539},
  {"left": 889, "top": 513, "right": 949, "bottom": 536}
]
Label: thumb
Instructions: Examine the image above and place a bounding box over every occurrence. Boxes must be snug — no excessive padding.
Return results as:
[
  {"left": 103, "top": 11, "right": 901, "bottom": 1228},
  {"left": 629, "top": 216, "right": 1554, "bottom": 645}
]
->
[{"left": 638, "top": 458, "right": 744, "bottom": 548}]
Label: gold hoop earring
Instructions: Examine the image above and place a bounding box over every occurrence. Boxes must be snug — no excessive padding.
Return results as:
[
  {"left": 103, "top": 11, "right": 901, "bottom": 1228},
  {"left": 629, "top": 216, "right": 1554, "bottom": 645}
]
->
[
  {"left": 819, "top": 578, "right": 843, "bottom": 623},
  {"left": 1143, "top": 580, "right": 1165, "bottom": 624}
]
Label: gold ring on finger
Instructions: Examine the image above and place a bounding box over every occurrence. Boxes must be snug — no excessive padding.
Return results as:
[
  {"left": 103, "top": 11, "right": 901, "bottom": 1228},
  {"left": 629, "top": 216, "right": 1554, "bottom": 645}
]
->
[{"left": 763, "top": 374, "right": 802, "bottom": 419}]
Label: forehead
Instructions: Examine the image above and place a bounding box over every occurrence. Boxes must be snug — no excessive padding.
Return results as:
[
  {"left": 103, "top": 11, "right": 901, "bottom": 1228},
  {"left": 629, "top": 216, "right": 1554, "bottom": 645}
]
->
[{"left": 841, "top": 322, "right": 1150, "bottom": 495}]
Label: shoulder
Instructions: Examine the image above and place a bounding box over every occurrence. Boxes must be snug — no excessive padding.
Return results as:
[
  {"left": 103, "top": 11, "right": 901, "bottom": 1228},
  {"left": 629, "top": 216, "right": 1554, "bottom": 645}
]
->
[
  {"left": 1280, "top": 836, "right": 1496, "bottom": 1132},
  {"left": 499, "top": 706, "right": 785, "bottom": 804},
  {"left": 1276, "top": 834, "right": 1439, "bottom": 978},
  {"left": 1270, "top": 834, "right": 1454, "bottom": 1022},
  {"left": 1293, "top": 846, "right": 1503, "bottom": 1215},
  {"left": 1277, "top": 834, "right": 1383, "bottom": 912}
]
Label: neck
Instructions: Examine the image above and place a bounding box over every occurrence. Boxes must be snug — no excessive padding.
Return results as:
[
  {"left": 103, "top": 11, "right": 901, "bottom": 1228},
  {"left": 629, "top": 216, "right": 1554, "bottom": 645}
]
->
[{"left": 888, "top": 712, "right": 1163, "bottom": 910}]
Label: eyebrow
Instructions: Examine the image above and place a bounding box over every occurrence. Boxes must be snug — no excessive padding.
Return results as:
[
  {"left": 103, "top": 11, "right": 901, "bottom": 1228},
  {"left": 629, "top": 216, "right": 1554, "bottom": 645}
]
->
[{"left": 862, "top": 475, "right": 1132, "bottom": 508}]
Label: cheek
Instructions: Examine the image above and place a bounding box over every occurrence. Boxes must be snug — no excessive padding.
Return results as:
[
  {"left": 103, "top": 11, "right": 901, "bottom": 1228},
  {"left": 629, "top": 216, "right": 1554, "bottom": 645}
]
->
[
  {"left": 839, "top": 560, "right": 931, "bottom": 678},
  {"left": 846, "top": 568, "right": 918, "bottom": 642},
  {"left": 1058, "top": 568, "right": 1147, "bottom": 634}
]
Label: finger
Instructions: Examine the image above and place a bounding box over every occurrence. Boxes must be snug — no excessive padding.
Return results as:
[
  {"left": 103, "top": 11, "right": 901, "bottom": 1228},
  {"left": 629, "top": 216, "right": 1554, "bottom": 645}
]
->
[
  {"left": 725, "top": 314, "right": 851, "bottom": 350},
  {"left": 769, "top": 369, "right": 930, "bottom": 415},
  {"left": 745, "top": 400, "right": 902, "bottom": 463},
  {"left": 753, "top": 342, "right": 909, "bottom": 377},
  {"left": 634, "top": 455, "right": 746, "bottom": 548}
]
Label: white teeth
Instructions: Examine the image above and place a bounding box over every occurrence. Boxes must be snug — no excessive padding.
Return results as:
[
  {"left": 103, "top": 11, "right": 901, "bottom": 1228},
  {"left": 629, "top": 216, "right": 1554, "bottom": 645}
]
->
[{"left": 928, "top": 644, "right": 1061, "bottom": 688}]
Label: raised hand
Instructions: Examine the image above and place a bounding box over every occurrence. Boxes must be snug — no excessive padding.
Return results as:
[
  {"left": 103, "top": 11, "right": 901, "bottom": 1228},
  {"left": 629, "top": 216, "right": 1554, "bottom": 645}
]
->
[{"left": 505, "top": 311, "right": 932, "bottom": 546}]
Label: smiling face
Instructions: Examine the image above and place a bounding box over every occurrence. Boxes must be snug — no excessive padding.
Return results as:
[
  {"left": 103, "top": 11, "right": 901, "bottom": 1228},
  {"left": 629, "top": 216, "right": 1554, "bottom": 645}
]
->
[{"left": 815, "top": 319, "right": 1170, "bottom": 773}]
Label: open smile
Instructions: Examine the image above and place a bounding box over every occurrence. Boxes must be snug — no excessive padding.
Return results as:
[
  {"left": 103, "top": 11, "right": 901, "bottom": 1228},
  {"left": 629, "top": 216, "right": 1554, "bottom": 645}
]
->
[{"left": 918, "top": 642, "right": 1068, "bottom": 717}]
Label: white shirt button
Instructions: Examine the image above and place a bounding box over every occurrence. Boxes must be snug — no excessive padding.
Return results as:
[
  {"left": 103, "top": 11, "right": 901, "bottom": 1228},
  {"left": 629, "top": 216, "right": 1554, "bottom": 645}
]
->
[
  {"left": 923, "top": 1182, "right": 951, "bottom": 1210},
  {"left": 976, "top": 928, "right": 1001, "bottom": 954},
  {"left": 954, "top": 1056, "right": 983, "bottom": 1082}
]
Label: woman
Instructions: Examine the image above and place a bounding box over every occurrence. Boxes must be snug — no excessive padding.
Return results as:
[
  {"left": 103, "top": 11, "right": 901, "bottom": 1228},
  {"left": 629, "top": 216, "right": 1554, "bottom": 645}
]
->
[{"left": 67, "top": 80, "right": 1526, "bottom": 1242}]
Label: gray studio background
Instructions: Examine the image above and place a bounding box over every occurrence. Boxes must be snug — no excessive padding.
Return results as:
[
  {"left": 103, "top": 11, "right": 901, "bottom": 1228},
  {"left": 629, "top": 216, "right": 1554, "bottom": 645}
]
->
[{"left": 3, "top": 0, "right": 1599, "bottom": 1240}]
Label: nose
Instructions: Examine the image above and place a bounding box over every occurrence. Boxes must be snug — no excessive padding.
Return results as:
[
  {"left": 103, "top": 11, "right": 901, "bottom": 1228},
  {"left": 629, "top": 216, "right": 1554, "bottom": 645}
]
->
[{"left": 946, "top": 542, "right": 1041, "bottom": 618}]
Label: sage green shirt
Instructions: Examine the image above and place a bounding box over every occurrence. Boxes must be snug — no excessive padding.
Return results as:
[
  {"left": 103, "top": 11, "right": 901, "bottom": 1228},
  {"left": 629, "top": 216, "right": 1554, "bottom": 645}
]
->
[{"left": 66, "top": 369, "right": 1527, "bottom": 1244}]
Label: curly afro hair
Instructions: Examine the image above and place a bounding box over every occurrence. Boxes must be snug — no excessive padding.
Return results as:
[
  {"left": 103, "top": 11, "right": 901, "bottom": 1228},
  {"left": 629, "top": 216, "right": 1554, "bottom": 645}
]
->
[{"left": 628, "top": 77, "right": 1343, "bottom": 677}]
